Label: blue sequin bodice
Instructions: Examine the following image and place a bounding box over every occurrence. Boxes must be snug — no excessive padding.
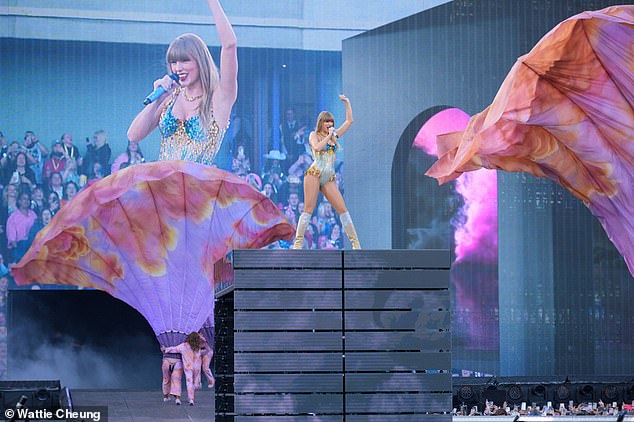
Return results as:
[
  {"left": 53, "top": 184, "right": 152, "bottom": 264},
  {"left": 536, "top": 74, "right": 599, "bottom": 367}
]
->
[
  {"left": 324, "top": 143, "right": 338, "bottom": 153},
  {"left": 158, "top": 92, "right": 228, "bottom": 166}
]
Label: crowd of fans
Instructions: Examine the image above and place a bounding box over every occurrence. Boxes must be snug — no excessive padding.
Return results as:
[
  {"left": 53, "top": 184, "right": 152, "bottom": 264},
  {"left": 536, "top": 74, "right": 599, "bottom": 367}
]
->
[
  {"left": 0, "top": 125, "right": 138, "bottom": 376},
  {"left": 454, "top": 399, "right": 634, "bottom": 417},
  {"left": 0, "top": 129, "right": 144, "bottom": 271},
  {"left": 0, "top": 114, "right": 345, "bottom": 276}
]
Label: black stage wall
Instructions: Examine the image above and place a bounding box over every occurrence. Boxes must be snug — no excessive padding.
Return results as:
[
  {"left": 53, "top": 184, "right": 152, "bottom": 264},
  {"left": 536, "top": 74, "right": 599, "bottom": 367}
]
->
[{"left": 342, "top": 0, "right": 633, "bottom": 376}]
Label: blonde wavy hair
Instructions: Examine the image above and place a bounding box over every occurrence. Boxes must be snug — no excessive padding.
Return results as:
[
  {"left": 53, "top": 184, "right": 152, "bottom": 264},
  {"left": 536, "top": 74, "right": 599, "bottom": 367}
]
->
[
  {"left": 166, "top": 33, "right": 220, "bottom": 132},
  {"left": 314, "top": 111, "right": 334, "bottom": 134}
]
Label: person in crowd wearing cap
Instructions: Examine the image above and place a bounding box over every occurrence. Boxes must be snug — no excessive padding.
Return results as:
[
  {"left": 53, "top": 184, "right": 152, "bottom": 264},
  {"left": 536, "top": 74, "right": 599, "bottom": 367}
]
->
[{"left": 23, "top": 131, "right": 49, "bottom": 185}]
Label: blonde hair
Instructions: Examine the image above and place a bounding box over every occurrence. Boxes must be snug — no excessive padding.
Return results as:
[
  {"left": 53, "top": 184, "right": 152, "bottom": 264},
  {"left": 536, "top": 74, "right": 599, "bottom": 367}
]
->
[
  {"left": 315, "top": 111, "right": 334, "bottom": 134},
  {"left": 166, "top": 33, "right": 220, "bottom": 132}
]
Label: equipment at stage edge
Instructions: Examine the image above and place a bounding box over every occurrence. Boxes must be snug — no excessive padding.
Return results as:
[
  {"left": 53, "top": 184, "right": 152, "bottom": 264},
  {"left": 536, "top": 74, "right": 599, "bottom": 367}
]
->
[
  {"left": 0, "top": 380, "right": 73, "bottom": 419},
  {"left": 454, "top": 376, "right": 634, "bottom": 412}
]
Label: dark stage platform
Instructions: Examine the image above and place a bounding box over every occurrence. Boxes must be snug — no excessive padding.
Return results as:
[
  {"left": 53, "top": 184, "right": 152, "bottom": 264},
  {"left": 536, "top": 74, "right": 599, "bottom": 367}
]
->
[
  {"left": 215, "top": 249, "right": 453, "bottom": 420},
  {"left": 65, "top": 390, "right": 634, "bottom": 421},
  {"left": 71, "top": 389, "right": 215, "bottom": 421}
]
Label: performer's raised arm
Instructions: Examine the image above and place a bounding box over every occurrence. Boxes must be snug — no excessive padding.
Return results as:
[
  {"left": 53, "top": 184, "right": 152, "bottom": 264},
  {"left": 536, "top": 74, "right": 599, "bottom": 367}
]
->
[
  {"left": 335, "top": 95, "right": 353, "bottom": 137},
  {"left": 208, "top": 0, "right": 238, "bottom": 128}
]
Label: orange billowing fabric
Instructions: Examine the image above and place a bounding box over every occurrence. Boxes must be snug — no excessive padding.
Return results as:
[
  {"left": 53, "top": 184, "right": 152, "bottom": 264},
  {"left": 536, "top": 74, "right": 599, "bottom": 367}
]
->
[{"left": 427, "top": 6, "right": 634, "bottom": 276}]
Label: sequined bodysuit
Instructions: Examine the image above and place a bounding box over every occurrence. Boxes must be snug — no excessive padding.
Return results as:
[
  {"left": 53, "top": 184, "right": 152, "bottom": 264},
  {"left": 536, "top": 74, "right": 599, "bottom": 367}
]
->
[
  {"left": 305, "top": 134, "right": 338, "bottom": 186},
  {"left": 158, "top": 92, "right": 228, "bottom": 166}
]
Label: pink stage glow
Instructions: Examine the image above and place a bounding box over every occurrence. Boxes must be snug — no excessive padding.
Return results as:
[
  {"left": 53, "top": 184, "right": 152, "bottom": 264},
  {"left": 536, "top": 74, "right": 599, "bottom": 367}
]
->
[
  {"left": 454, "top": 170, "right": 498, "bottom": 262},
  {"left": 414, "top": 107, "right": 497, "bottom": 263},
  {"left": 413, "top": 108, "right": 470, "bottom": 156}
]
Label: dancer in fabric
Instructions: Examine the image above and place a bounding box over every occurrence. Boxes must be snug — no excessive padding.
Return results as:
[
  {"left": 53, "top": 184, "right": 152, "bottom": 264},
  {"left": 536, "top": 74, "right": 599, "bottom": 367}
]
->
[
  {"left": 292, "top": 95, "right": 361, "bottom": 249},
  {"left": 199, "top": 317, "right": 215, "bottom": 389},
  {"left": 162, "top": 332, "right": 209, "bottom": 405},
  {"left": 161, "top": 353, "right": 183, "bottom": 404},
  {"left": 200, "top": 346, "right": 215, "bottom": 389}
]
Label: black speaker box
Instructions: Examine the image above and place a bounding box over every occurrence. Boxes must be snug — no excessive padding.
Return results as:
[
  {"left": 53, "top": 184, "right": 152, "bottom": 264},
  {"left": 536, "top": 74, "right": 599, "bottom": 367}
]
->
[
  {"left": 483, "top": 388, "right": 507, "bottom": 406},
  {"left": 0, "top": 380, "right": 61, "bottom": 412}
]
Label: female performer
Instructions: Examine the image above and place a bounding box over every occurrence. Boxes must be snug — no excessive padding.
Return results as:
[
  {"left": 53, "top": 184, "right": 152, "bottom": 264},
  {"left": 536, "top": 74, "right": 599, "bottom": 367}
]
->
[
  {"left": 292, "top": 95, "right": 361, "bottom": 249},
  {"left": 128, "top": 0, "right": 237, "bottom": 164}
]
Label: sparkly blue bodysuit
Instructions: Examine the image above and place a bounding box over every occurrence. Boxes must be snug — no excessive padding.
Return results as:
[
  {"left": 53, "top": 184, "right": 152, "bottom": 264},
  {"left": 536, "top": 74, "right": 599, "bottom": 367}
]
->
[{"left": 158, "top": 91, "right": 228, "bottom": 166}]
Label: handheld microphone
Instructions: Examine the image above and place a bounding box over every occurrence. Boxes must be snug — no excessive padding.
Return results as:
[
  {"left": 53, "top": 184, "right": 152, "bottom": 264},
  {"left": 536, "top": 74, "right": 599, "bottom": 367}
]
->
[{"left": 143, "top": 74, "right": 180, "bottom": 105}]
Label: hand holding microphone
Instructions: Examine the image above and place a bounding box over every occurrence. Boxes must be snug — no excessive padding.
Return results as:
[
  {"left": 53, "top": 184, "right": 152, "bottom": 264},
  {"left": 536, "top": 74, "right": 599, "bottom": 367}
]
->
[
  {"left": 329, "top": 127, "right": 339, "bottom": 140},
  {"left": 143, "top": 73, "right": 180, "bottom": 105}
]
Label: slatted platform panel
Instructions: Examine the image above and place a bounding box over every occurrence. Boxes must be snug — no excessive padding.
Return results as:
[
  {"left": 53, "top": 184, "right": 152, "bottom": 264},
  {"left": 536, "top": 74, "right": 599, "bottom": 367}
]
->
[
  {"left": 343, "top": 250, "right": 452, "bottom": 421},
  {"left": 215, "top": 249, "right": 451, "bottom": 421},
  {"left": 215, "top": 289, "right": 235, "bottom": 416}
]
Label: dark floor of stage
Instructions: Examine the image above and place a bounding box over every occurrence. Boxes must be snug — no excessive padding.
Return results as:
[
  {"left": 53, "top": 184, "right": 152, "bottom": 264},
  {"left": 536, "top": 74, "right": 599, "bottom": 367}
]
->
[
  {"left": 65, "top": 390, "right": 634, "bottom": 421},
  {"left": 71, "top": 389, "right": 215, "bottom": 421}
]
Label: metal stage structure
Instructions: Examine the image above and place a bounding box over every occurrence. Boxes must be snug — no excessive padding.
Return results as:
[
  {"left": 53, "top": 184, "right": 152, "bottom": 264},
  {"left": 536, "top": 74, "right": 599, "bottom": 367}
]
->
[{"left": 214, "top": 249, "right": 452, "bottom": 420}]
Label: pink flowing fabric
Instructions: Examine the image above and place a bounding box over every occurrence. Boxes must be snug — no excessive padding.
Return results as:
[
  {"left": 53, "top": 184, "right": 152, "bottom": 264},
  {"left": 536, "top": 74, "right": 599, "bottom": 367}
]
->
[
  {"left": 426, "top": 6, "right": 634, "bottom": 276},
  {"left": 12, "top": 161, "right": 294, "bottom": 345}
]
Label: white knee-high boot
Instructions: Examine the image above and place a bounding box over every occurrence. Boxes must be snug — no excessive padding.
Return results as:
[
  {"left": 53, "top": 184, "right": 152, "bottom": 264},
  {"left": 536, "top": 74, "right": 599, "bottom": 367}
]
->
[
  {"left": 340, "top": 212, "right": 361, "bottom": 250},
  {"left": 292, "top": 212, "right": 311, "bottom": 249}
]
